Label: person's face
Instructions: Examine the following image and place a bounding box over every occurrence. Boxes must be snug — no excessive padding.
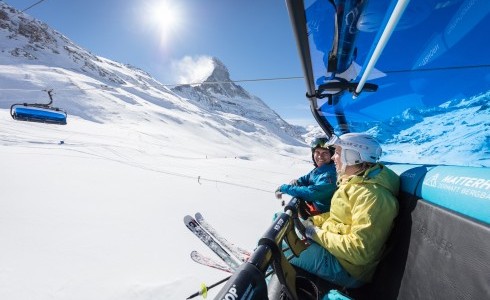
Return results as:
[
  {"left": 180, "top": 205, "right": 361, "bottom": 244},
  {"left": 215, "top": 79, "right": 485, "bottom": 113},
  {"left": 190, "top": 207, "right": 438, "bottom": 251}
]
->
[
  {"left": 332, "top": 146, "right": 343, "bottom": 172},
  {"left": 313, "top": 148, "right": 331, "bottom": 167}
]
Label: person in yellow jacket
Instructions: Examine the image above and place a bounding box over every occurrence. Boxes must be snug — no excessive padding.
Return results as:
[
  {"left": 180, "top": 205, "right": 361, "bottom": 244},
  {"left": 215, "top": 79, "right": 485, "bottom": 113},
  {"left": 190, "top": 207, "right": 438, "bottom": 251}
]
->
[{"left": 293, "top": 133, "right": 400, "bottom": 288}]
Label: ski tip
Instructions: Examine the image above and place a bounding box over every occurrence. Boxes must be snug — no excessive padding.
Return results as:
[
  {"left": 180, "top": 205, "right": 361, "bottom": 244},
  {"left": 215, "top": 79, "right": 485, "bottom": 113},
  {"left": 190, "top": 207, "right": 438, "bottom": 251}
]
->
[{"left": 195, "top": 212, "right": 203, "bottom": 220}]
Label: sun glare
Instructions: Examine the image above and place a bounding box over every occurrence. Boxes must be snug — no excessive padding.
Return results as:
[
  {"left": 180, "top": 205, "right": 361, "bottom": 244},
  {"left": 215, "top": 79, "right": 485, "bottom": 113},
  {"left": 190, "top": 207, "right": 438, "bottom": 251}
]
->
[{"left": 144, "top": 0, "right": 183, "bottom": 43}]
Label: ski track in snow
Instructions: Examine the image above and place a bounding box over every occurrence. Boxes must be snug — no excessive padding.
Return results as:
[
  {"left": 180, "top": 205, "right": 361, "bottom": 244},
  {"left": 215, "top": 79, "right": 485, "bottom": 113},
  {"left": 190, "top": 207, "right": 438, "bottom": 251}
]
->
[{"left": 0, "top": 109, "right": 310, "bottom": 300}]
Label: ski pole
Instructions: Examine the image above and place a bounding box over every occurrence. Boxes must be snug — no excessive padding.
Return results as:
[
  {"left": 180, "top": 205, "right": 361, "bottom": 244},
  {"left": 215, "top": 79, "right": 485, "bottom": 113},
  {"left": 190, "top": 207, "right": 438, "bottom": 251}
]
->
[
  {"left": 186, "top": 254, "right": 294, "bottom": 299},
  {"left": 186, "top": 276, "right": 231, "bottom": 299},
  {"left": 187, "top": 268, "right": 278, "bottom": 300}
]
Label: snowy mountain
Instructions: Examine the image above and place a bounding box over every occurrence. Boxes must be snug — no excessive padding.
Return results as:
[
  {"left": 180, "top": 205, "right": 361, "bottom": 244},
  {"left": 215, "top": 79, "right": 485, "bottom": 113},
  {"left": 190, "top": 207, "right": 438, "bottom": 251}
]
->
[
  {"left": 382, "top": 91, "right": 490, "bottom": 167},
  {"left": 0, "top": 3, "right": 487, "bottom": 300},
  {"left": 171, "top": 57, "right": 304, "bottom": 142},
  {"left": 0, "top": 5, "right": 314, "bottom": 299},
  {"left": 345, "top": 91, "right": 489, "bottom": 167},
  {"left": 1, "top": 1, "right": 487, "bottom": 168},
  {"left": 0, "top": 2, "right": 305, "bottom": 151}
]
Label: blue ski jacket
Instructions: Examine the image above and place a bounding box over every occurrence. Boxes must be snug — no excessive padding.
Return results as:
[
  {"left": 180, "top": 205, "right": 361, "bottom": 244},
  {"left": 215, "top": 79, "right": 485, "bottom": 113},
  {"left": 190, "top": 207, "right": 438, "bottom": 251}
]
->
[{"left": 278, "top": 163, "right": 337, "bottom": 212}]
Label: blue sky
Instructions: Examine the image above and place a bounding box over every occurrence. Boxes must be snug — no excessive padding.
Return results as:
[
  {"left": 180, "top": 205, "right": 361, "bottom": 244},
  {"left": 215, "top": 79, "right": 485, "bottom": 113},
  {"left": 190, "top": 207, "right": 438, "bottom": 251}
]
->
[{"left": 4, "top": 0, "right": 314, "bottom": 126}]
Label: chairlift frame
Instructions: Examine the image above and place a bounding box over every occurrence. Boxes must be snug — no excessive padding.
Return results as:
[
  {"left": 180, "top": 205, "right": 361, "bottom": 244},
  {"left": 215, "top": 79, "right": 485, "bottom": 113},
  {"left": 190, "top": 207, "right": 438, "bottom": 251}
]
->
[{"left": 10, "top": 89, "right": 67, "bottom": 125}]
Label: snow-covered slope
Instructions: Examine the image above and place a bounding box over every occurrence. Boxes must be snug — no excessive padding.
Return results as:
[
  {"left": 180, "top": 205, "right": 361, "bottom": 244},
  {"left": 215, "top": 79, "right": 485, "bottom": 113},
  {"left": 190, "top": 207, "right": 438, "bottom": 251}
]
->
[
  {"left": 0, "top": 3, "right": 487, "bottom": 300},
  {"left": 0, "top": 102, "right": 312, "bottom": 300},
  {"left": 0, "top": 3, "right": 305, "bottom": 150},
  {"left": 352, "top": 91, "right": 488, "bottom": 167},
  {"left": 0, "top": 4, "right": 314, "bottom": 300},
  {"left": 171, "top": 57, "right": 304, "bottom": 144},
  {"left": 2, "top": 2, "right": 486, "bottom": 167},
  {"left": 382, "top": 91, "right": 489, "bottom": 166}
]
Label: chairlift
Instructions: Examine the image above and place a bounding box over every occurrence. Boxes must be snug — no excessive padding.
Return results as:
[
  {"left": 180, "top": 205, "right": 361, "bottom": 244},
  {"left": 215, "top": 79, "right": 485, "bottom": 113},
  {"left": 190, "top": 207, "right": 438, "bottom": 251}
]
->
[{"left": 10, "top": 89, "right": 67, "bottom": 125}]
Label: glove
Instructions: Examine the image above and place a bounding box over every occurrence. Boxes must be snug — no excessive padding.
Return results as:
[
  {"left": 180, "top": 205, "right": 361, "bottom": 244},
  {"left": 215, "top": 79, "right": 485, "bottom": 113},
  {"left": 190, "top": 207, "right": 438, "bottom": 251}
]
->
[
  {"left": 275, "top": 186, "right": 283, "bottom": 199},
  {"left": 288, "top": 179, "right": 298, "bottom": 186},
  {"left": 295, "top": 217, "right": 314, "bottom": 239},
  {"left": 304, "top": 225, "right": 318, "bottom": 240}
]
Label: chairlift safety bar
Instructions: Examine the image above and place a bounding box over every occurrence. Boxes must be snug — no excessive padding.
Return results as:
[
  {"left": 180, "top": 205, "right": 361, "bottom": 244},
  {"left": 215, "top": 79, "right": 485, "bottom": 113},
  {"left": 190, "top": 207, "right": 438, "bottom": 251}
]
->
[{"left": 354, "top": 0, "right": 411, "bottom": 97}]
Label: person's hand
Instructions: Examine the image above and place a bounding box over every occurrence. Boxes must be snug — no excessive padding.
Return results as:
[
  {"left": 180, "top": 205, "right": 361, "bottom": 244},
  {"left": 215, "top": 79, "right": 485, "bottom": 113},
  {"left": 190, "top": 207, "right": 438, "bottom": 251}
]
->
[
  {"left": 304, "top": 225, "right": 318, "bottom": 240},
  {"left": 294, "top": 217, "right": 314, "bottom": 239},
  {"left": 275, "top": 187, "right": 283, "bottom": 199},
  {"left": 289, "top": 179, "right": 298, "bottom": 186}
]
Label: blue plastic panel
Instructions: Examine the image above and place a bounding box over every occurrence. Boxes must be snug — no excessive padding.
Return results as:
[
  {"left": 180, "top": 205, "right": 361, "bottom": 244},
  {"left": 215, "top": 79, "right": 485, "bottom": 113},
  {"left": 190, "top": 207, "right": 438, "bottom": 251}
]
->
[{"left": 386, "top": 163, "right": 490, "bottom": 224}]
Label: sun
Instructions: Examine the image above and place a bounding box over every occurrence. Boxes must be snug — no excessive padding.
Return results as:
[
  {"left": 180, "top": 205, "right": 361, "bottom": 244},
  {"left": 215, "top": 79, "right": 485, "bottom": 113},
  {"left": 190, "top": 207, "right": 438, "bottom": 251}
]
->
[{"left": 143, "top": 0, "right": 183, "bottom": 43}]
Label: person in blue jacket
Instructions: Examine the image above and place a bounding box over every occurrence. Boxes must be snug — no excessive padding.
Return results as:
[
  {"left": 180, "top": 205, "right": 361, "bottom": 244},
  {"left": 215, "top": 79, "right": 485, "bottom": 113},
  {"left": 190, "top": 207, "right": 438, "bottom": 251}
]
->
[{"left": 275, "top": 137, "right": 337, "bottom": 214}]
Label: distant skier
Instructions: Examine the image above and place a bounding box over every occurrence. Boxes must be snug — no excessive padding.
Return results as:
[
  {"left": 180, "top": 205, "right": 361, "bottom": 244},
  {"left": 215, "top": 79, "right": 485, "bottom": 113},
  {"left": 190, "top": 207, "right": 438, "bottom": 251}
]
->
[{"left": 274, "top": 137, "right": 337, "bottom": 216}]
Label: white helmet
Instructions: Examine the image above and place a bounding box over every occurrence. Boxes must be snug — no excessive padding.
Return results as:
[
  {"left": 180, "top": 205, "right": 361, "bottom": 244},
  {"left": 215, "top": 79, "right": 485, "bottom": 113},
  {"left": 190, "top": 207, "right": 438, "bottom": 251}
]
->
[{"left": 333, "top": 133, "right": 382, "bottom": 166}]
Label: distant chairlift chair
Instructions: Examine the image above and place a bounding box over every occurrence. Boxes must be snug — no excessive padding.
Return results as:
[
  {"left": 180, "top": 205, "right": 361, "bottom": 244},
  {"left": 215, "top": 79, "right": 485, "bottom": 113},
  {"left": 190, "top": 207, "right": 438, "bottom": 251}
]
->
[{"left": 10, "top": 89, "right": 67, "bottom": 125}]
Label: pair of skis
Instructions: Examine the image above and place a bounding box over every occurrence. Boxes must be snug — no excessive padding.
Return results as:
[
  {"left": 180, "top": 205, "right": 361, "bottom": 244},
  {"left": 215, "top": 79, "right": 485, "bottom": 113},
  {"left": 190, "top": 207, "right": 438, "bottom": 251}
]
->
[
  {"left": 184, "top": 213, "right": 298, "bottom": 299},
  {"left": 184, "top": 213, "right": 251, "bottom": 274}
]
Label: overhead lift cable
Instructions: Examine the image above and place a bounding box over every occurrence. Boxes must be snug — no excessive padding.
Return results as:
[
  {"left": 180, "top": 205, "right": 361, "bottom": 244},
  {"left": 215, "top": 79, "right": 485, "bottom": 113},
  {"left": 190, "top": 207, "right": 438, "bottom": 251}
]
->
[
  {"left": 21, "top": 0, "right": 48, "bottom": 12},
  {"left": 0, "top": 64, "right": 488, "bottom": 92}
]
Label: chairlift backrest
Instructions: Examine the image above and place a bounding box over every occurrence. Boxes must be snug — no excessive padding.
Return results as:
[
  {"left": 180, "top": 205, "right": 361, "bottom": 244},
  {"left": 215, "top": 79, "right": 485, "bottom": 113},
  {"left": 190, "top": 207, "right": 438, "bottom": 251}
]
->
[{"left": 366, "top": 163, "right": 490, "bottom": 299}]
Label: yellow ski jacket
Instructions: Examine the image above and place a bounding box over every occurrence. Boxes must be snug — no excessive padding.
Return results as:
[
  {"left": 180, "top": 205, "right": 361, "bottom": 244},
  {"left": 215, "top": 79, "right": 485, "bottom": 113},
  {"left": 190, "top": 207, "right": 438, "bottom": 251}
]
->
[{"left": 310, "top": 163, "right": 400, "bottom": 282}]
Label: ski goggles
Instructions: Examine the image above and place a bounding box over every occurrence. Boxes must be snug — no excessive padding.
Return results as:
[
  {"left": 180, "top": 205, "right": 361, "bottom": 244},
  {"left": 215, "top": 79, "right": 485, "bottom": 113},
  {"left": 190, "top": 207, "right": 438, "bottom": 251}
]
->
[{"left": 310, "top": 136, "right": 338, "bottom": 149}]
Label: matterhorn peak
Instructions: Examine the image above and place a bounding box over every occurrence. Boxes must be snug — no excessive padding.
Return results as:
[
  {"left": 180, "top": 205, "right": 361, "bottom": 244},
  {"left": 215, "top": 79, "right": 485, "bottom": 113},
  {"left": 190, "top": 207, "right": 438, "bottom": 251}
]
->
[
  {"left": 172, "top": 56, "right": 250, "bottom": 100},
  {"left": 204, "top": 57, "right": 231, "bottom": 83}
]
